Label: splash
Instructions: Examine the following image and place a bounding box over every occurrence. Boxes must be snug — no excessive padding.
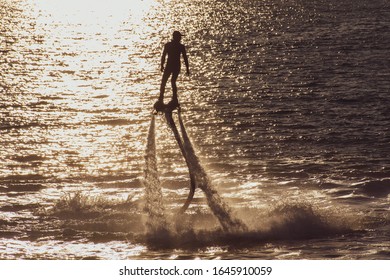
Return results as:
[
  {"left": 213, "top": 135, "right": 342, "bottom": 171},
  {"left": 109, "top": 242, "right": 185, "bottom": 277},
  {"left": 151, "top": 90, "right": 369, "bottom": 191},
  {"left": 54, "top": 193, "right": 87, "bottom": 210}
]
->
[
  {"left": 141, "top": 201, "right": 354, "bottom": 249},
  {"left": 141, "top": 111, "right": 357, "bottom": 238},
  {"left": 256, "top": 202, "right": 353, "bottom": 240},
  {"left": 165, "top": 110, "right": 247, "bottom": 233},
  {"left": 163, "top": 111, "right": 196, "bottom": 214},
  {"left": 40, "top": 191, "right": 355, "bottom": 249},
  {"left": 142, "top": 115, "right": 168, "bottom": 232}
]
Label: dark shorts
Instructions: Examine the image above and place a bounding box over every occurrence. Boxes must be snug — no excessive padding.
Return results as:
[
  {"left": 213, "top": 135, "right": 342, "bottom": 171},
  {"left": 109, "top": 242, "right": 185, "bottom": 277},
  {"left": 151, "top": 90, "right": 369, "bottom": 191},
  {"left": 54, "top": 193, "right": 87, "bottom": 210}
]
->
[{"left": 165, "top": 64, "right": 180, "bottom": 74}]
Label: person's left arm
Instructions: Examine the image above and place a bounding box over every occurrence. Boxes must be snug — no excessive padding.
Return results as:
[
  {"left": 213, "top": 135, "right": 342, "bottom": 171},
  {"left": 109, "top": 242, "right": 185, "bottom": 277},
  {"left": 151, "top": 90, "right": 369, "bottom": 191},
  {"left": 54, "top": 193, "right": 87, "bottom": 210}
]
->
[{"left": 182, "top": 45, "right": 190, "bottom": 75}]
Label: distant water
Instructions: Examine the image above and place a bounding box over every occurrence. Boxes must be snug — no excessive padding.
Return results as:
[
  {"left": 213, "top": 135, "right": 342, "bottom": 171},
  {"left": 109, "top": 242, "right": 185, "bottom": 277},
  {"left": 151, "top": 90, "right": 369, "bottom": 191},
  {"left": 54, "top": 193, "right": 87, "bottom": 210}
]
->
[{"left": 1, "top": 0, "right": 390, "bottom": 259}]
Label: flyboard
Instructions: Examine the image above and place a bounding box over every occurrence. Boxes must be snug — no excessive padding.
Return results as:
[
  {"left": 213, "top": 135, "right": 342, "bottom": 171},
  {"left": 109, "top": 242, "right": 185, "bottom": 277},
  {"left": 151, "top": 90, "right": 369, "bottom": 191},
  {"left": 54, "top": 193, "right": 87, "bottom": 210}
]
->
[{"left": 153, "top": 101, "right": 196, "bottom": 214}]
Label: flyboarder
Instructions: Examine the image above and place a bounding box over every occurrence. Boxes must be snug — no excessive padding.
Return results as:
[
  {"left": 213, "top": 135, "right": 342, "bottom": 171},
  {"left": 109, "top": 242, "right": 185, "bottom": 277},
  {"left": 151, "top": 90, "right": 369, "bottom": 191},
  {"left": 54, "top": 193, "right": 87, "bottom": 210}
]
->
[{"left": 154, "top": 31, "right": 190, "bottom": 112}]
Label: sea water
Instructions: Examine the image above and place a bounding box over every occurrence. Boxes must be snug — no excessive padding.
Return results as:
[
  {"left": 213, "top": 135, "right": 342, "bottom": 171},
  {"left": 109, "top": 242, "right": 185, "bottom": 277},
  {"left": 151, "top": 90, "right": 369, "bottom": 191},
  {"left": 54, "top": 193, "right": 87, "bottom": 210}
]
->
[{"left": 1, "top": 0, "right": 389, "bottom": 259}]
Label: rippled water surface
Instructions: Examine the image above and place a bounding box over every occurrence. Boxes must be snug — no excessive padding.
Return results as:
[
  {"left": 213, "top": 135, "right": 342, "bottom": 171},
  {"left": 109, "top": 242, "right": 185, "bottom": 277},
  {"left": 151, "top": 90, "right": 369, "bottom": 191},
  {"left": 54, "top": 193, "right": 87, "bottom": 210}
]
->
[{"left": 1, "top": 0, "right": 390, "bottom": 259}]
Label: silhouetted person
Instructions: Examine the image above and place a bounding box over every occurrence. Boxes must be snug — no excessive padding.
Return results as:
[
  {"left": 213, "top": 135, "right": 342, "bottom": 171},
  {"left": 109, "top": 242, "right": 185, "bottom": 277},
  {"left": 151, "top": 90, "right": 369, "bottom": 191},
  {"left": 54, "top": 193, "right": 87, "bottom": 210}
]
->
[{"left": 156, "top": 31, "right": 189, "bottom": 109}]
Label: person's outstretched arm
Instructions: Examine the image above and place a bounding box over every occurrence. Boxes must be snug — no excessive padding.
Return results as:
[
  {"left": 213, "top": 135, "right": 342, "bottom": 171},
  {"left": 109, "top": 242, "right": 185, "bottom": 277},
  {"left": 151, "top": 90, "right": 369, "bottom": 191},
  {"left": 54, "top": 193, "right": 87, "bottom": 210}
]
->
[
  {"left": 183, "top": 46, "right": 190, "bottom": 75},
  {"left": 161, "top": 44, "right": 167, "bottom": 72}
]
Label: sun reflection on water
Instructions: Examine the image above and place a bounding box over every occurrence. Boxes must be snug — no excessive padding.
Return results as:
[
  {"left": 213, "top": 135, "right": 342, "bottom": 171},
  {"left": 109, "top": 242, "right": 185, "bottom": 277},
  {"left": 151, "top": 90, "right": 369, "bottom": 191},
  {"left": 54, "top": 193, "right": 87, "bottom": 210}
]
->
[
  {"left": 3, "top": 0, "right": 166, "bottom": 184},
  {"left": 28, "top": 0, "right": 161, "bottom": 97}
]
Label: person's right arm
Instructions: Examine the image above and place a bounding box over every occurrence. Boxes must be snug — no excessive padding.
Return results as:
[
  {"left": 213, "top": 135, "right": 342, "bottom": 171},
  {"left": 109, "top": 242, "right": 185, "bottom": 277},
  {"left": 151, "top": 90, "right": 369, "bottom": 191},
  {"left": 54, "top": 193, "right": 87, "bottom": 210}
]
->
[{"left": 161, "top": 44, "right": 167, "bottom": 72}]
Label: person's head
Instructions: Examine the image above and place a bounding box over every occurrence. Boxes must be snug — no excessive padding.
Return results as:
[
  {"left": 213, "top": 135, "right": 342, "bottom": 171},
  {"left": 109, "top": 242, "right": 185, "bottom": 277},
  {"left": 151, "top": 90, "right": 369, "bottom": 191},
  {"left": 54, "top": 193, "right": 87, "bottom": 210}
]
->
[{"left": 172, "top": 31, "right": 183, "bottom": 42}]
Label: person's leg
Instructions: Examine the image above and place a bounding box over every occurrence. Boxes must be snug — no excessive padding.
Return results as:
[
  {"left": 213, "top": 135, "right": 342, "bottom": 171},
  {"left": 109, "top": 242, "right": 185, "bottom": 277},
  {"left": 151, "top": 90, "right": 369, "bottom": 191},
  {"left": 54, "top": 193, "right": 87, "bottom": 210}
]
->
[
  {"left": 159, "top": 69, "right": 171, "bottom": 101},
  {"left": 171, "top": 71, "right": 180, "bottom": 103}
]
